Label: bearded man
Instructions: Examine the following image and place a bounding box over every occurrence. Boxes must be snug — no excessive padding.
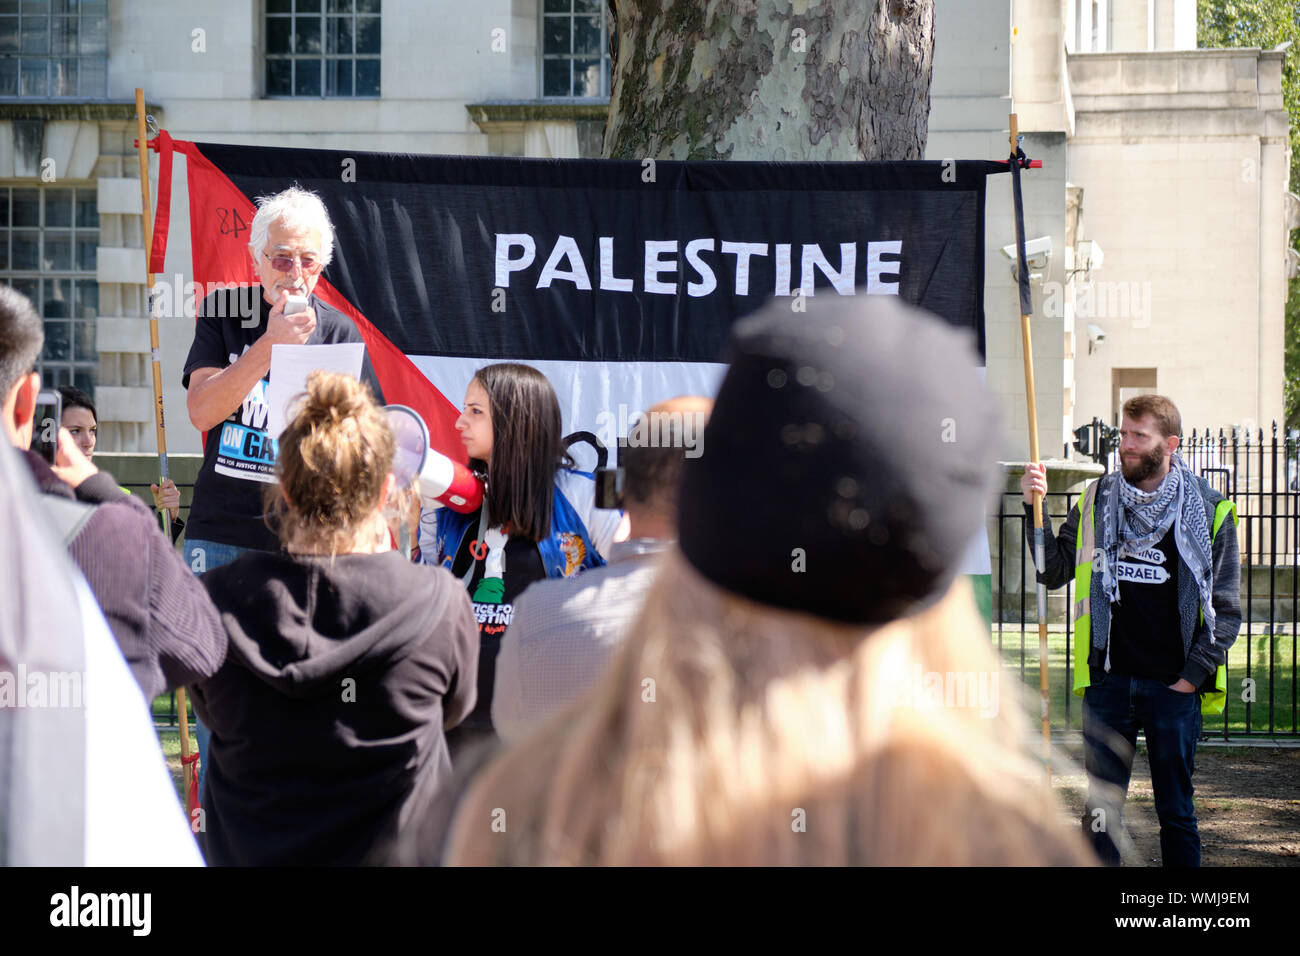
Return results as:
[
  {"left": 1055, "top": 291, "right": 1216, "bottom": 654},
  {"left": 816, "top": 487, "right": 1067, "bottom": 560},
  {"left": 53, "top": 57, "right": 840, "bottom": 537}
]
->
[{"left": 1022, "top": 395, "right": 1241, "bottom": 867}]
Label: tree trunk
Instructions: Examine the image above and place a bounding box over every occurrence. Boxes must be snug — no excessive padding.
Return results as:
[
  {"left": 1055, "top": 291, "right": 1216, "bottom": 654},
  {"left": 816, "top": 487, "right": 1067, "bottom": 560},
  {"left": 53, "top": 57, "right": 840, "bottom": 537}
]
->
[{"left": 602, "top": 0, "right": 934, "bottom": 162}]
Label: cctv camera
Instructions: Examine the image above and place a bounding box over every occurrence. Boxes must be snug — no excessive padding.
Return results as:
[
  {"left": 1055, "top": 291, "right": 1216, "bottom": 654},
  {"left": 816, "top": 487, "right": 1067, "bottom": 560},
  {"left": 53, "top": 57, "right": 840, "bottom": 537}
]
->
[
  {"left": 1001, "top": 237, "right": 1053, "bottom": 280},
  {"left": 1087, "top": 323, "right": 1106, "bottom": 354},
  {"left": 1077, "top": 238, "right": 1104, "bottom": 272},
  {"left": 1023, "top": 236, "right": 1053, "bottom": 269}
]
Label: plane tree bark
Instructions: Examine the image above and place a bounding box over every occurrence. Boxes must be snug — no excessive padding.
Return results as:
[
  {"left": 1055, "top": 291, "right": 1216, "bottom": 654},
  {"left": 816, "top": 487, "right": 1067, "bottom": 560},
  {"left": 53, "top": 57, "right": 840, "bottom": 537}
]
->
[{"left": 602, "top": 0, "right": 935, "bottom": 161}]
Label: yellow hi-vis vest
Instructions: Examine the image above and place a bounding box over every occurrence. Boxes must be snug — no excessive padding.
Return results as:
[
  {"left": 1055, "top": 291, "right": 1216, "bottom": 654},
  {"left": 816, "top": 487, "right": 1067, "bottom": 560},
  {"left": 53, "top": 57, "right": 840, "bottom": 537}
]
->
[{"left": 1072, "top": 479, "right": 1236, "bottom": 715}]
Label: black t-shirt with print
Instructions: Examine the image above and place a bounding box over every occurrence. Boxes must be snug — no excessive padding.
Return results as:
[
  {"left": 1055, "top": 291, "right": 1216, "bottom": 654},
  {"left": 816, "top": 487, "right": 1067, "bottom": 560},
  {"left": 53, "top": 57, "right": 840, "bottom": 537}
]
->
[
  {"left": 181, "top": 287, "right": 384, "bottom": 552},
  {"left": 448, "top": 510, "right": 547, "bottom": 731},
  {"left": 1108, "top": 526, "right": 1184, "bottom": 684}
]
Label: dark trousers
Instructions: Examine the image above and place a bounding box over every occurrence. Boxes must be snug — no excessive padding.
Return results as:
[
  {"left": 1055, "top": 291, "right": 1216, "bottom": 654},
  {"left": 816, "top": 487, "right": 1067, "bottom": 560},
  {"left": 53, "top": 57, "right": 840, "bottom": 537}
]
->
[
  {"left": 184, "top": 538, "right": 256, "bottom": 805},
  {"left": 1081, "top": 672, "right": 1203, "bottom": 867}
]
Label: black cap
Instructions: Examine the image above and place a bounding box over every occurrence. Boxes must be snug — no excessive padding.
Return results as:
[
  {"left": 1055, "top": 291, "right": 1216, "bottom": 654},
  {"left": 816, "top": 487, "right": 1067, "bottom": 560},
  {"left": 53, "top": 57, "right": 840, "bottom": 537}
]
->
[{"left": 678, "top": 295, "right": 1001, "bottom": 624}]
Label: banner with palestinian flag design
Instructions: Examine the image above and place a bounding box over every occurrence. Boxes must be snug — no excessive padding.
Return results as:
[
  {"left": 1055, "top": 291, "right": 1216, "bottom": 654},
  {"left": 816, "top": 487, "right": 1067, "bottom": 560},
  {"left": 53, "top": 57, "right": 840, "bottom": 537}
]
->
[{"left": 148, "top": 135, "right": 1002, "bottom": 605}]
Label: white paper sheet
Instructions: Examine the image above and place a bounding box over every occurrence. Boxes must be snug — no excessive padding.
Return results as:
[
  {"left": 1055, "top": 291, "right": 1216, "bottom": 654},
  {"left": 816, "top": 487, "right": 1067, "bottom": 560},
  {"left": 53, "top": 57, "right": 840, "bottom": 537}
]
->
[{"left": 267, "top": 342, "right": 366, "bottom": 437}]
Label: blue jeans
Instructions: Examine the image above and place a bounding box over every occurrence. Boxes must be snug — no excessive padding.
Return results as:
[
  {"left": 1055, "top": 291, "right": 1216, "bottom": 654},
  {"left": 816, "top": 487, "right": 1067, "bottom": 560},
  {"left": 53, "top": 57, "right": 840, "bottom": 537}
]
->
[
  {"left": 185, "top": 538, "right": 254, "bottom": 803},
  {"left": 1081, "top": 672, "right": 1202, "bottom": 867}
]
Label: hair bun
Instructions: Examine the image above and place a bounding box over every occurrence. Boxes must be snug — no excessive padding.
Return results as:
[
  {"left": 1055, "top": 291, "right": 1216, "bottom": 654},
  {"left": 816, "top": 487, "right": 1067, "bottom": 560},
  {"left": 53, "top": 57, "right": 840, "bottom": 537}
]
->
[
  {"left": 271, "top": 370, "right": 395, "bottom": 551},
  {"left": 290, "top": 370, "right": 369, "bottom": 434}
]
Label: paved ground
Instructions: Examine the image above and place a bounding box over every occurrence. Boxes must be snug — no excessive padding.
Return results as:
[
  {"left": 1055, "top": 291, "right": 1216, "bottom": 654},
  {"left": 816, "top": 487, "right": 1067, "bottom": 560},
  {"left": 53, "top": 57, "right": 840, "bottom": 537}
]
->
[
  {"left": 1052, "top": 745, "right": 1300, "bottom": 866},
  {"left": 160, "top": 730, "right": 1300, "bottom": 865}
]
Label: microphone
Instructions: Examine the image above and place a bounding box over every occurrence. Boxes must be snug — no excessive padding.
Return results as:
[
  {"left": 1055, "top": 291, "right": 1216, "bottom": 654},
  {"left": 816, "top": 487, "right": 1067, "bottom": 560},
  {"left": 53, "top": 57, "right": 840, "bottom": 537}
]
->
[{"left": 385, "top": 404, "right": 483, "bottom": 514}]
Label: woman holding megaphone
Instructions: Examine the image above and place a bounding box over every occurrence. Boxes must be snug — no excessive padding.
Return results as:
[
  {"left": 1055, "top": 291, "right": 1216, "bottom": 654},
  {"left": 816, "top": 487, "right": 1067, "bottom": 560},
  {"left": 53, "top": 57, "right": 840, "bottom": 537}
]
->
[
  {"left": 190, "top": 371, "right": 479, "bottom": 866},
  {"left": 419, "top": 362, "right": 623, "bottom": 757}
]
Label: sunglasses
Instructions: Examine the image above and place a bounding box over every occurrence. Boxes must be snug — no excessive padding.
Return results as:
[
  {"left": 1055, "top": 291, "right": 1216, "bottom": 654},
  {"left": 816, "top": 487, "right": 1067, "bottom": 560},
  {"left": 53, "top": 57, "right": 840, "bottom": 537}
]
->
[{"left": 263, "top": 251, "right": 322, "bottom": 273}]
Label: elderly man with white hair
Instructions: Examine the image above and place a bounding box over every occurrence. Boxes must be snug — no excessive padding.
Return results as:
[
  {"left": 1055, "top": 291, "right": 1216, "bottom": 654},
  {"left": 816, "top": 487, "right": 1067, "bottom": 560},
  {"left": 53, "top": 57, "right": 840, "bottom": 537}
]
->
[
  {"left": 183, "top": 185, "right": 382, "bottom": 567},
  {"left": 181, "top": 185, "right": 383, "bottom": 805}
]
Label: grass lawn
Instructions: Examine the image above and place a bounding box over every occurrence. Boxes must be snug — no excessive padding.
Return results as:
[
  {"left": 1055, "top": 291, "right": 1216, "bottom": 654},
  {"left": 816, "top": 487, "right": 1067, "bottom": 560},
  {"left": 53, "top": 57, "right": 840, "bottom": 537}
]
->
[
  {"left": 151, "top": 627, "right": 1299, "bottom": 744},
  {"left": 156, "top": 728, "right": 190, "bottom": 807},
  {"left": 993, "top": 623, "right": 1300, "bottom": 737},
  {"left": 153, "top": 694, "right": 198, "bottom": 807},
  {"left": 152, "top": 692, "right": 194, "bottom": 725}
]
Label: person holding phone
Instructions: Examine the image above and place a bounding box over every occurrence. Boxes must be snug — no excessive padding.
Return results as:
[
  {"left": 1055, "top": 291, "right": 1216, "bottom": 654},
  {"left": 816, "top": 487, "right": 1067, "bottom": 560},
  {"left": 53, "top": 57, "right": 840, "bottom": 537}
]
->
[
  {"left": 180, "top": 185, "right": 384, "bottom": 799},
  {"left": 1, "top": 284, "right": 226, "bottom": 705},
  {"left": 182, "top": 185, "right": 384, "bottom": 570}
]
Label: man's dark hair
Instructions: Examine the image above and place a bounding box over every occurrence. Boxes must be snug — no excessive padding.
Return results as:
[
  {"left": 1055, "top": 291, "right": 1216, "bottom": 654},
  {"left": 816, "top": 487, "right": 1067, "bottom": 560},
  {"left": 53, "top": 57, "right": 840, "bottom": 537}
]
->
[
  {"left": 622, "top": 411, "right": 700, "bottom": 515},
  {"left": 57, "top": 385, "right": 96, "bottom": 423},
  {"left": 0, "top": 284, "right": 44, "bottom": 397}
]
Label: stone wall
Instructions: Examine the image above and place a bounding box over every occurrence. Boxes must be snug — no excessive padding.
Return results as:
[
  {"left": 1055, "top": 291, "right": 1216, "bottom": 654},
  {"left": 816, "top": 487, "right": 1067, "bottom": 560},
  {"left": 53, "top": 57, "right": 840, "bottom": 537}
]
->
[{"left": 1067, "top": 48, "right": 1290, "bottom": 433}]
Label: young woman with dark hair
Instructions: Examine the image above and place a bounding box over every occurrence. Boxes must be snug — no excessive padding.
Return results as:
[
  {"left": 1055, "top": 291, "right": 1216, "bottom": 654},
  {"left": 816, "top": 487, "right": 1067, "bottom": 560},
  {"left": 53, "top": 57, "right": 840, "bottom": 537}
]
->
[
  {"left": 419, "top": 362, "right": 623, "bottom": 753},
  {"left": 57, "top": 385, "right": 99, "bottom": 459}
]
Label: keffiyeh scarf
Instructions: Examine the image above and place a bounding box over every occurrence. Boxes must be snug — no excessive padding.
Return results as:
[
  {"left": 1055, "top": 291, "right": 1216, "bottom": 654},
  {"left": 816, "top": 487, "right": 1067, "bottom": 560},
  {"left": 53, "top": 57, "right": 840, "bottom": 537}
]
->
[{"left": 1097, "top": 455, "right": 1216, "bottom": 639}]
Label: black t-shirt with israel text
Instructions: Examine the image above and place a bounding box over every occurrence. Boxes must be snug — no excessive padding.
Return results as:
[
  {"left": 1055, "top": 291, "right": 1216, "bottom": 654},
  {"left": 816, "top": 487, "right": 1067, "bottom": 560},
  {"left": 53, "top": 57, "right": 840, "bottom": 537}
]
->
[{"left": 1108, "top": 526, "right": 1184, "bottom": 684}]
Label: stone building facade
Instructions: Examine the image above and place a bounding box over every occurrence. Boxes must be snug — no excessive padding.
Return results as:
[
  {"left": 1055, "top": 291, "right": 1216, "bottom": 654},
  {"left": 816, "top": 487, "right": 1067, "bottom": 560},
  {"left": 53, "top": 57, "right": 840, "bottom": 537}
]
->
[{"left": 0, "top": 0, "right": 1290, "bottom": 458}]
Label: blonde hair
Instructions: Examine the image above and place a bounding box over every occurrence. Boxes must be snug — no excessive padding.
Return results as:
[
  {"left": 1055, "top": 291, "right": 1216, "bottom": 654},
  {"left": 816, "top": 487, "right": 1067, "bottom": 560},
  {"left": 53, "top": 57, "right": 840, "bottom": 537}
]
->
[
  {"left": 267, "top": 370, "right": 394, "bottom": 554},
  {"left": 443, "top": 551, "right": 1096, "bottom": 866}
]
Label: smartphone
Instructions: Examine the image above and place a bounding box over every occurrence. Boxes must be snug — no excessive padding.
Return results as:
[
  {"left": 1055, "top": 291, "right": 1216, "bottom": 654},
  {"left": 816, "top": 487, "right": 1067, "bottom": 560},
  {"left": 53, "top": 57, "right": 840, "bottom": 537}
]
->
[
  {"left": 283, "top": 293, "right": 309, "bottom": 316},
  {"left": 595, "top": 437, "right": 624, "bottom": 510},
  {"left": 31, "top": 388, "right": 62, "bottom": 463},
  {"left": 594, "top": 465, "right": 624, "bottom": 510}
]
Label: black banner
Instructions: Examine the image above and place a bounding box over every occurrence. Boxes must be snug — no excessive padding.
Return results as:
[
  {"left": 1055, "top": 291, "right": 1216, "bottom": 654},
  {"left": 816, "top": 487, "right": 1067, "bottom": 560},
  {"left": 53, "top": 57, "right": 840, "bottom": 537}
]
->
[{"left": 189, "top": 144, "right": 997, "bottom": 363}]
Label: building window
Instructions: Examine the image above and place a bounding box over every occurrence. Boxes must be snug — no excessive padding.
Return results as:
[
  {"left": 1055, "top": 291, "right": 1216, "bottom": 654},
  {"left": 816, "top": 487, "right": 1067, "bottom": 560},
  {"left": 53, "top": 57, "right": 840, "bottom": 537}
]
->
[
  {"left": 541, "top": 0, "right": 612, "bottom": 99},
  {"left": 0, "top": 186, "right": 99, "bottom": 395},
  {"left": 265, "top": 0, "right": 381, "bottom": 98},
  {"left": 0, "top": 0, "right": 110, "bottom": 99}
]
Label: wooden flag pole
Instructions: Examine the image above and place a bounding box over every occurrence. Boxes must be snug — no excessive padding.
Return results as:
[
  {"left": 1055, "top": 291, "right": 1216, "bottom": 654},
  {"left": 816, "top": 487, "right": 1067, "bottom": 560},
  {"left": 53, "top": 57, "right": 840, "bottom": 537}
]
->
[
  {"left": 1009, "top": 113, "right": 1052, "bottom": 782},
  {"left": 134, "top": 89, "right": 195, "bottom": 808}
]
